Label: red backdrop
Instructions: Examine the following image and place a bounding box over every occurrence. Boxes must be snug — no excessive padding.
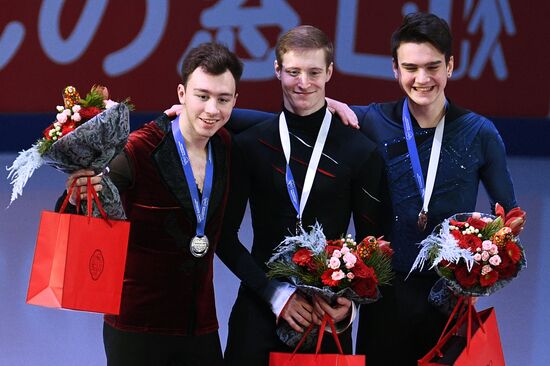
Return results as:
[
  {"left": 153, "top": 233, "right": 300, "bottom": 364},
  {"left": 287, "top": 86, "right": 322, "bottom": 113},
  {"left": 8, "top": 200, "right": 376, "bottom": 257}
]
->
[{"left": 1, "top": 0, "right": 548, "bottom": 117}]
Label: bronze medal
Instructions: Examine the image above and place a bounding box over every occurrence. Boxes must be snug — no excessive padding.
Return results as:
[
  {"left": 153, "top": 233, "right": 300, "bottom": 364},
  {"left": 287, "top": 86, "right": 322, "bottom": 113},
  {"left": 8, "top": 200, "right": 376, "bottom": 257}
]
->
[
  {"left": 417, "top": 210, "right": 428, "bottom": 232},
  {"left": 190, "top": 236, "right": 209, "bottom": 258}
]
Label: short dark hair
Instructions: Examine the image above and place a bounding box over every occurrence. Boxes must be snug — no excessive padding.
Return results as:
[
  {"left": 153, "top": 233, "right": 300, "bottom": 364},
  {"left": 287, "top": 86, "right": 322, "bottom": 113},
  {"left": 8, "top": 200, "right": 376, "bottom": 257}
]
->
[
  {"left": 391, "top": 12, "right": 453, "bottom": 63},
  {"left": 180, "top": 42, "right": 243, "bottom": 87},
  {"left": 275, "top": 25, "right": 334, "bottom": 68}
]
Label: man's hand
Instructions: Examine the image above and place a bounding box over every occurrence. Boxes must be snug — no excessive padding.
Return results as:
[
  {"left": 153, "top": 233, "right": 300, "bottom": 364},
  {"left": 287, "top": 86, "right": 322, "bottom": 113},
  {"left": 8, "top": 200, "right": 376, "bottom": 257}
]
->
[
  {"left": 66, "top": 169, "right": 104, "bottom": 205},
  {"left": 164, "top": 104, "right": 183, "bottom": 117},
  {"left": 312, "top": 295, "right": 352, "bottom": 325},
  {"left": 326, "top": 98, "right": 359, "bottom": 129},
  {"left": 280, "top": 292, "right": 314, "bottom": 332}
]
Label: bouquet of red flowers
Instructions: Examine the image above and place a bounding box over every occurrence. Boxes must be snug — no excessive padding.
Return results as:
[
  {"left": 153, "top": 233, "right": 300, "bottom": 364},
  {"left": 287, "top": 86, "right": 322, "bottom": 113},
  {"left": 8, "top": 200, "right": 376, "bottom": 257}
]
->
[
  {"left": 267, "top": 222, "right": 394, "bottom": 304},
  {"left": 267, "top": 222, "right": 394, "bottom": 349},
  {"left": 409, "top": 203, "right": 526, "bottom": 297},
  {"left": 7, "top": 85, "right": 132, "bottom": 218}
]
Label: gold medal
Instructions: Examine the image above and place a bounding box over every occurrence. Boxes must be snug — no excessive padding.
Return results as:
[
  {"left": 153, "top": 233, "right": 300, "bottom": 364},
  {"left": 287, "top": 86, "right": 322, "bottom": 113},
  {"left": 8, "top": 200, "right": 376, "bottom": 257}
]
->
[
  {"left": 417, "top": 210, "right": 428, "bottom": 232},
  {"left": 190, "top": 236, "right": 209, "bottom": 258}
]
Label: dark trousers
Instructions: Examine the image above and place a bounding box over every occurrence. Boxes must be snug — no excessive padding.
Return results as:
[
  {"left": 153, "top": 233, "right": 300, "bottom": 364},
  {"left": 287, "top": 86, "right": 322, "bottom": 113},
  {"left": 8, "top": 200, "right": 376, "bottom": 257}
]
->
[
  {"left": 103, "top": 322, "right": 223, "bottom": 366},
  {"left": 224, "top": 286, "right": 352, "bottom": 366},
  {"left": 356, "top": 273, "right": 447, "bottom": 366}
]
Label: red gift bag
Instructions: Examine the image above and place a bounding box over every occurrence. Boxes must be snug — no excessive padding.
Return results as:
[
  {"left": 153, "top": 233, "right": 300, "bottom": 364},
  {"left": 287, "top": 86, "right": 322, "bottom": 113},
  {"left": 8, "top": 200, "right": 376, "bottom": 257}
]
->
[
  {"left": 26, "top": 178, "right": 129, "bottom": 314},
  {"left": 419, "top": 297, "right": 505, "bottom": 366},
  {"left": 269, "top": 314, "right": 366, "bottom": 366}
]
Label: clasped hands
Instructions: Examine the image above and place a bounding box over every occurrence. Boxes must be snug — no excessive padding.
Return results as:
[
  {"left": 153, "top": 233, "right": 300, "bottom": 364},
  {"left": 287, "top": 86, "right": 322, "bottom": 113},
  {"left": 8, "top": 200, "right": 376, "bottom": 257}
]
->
[{"left": 280, "top": 292, "right": 352, "bottom": 333}]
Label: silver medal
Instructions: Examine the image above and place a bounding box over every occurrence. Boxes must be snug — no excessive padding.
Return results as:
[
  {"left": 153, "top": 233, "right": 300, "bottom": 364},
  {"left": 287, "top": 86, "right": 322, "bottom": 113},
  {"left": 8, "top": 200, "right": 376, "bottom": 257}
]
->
[{"left": 190, "top": 236, "right": 209, "bottom": 257}]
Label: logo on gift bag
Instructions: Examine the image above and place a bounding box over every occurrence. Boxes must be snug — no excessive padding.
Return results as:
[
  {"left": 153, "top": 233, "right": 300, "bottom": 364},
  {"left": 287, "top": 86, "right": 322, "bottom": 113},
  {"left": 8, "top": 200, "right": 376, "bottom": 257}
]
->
[{"left": 89, "top": 249, "right": 105, "bottom": 280}]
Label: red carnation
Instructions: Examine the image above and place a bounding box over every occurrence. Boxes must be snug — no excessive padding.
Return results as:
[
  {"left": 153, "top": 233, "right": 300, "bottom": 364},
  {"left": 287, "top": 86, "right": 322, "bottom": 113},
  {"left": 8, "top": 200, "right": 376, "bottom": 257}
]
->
[
  {"left": 78, "top": 106, "right": 102, "bottom": 120},
  {"left": 351, "top": 276, "right": 378, "bottom": 298},
  {"left": 454, "top": 264, "right": 481, "bottom": 288},
  {"left": 505, "top": 241, "right": 522, "bottom": 263},
  {"left": 451, "top": 230, "right": 462, "bottom": 241},
  {"left": 457, "top": 234, "right": 482, "bottom": 251},
  {"left": 321, "top": 269, "right": 340, "bottom": 287},
  {"left": 480, "top": 270, "right": 499, "bottom": 287}
]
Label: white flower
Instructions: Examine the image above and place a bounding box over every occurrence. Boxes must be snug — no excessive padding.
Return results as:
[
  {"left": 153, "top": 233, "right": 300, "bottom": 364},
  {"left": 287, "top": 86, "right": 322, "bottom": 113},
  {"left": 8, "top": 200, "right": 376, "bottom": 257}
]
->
[
  {"left": 489, "top": 255, "right": 502, "bottom": 266},
  {"left": 104, "top": 99, "right": 118, "bottom": 109},
  {"left": 56, "top": 113, "right": 68, "bottom": 124},
  {"left": 331, "top": 270, "right": 345, "bottom": 281},
  {"left": 329, "top": 257, "right": 341, "bottom": 270},
  {"left": 63, "top": 108, "right": 72, "bottom": 116},
  {"left": 72, "top": 112, "right": 81, "bottom": 122},
  {"left": 341, "top": 246, "right": 350, "bottom": 255},
  {"left": 72, "top": 105, "right": 81, "bottom": 113},
  {"left": 472, "top": 212, "right": 481, "bottom": 219},
  {"left": 56, "top": 105, "right": 64, "bottom": 112}
]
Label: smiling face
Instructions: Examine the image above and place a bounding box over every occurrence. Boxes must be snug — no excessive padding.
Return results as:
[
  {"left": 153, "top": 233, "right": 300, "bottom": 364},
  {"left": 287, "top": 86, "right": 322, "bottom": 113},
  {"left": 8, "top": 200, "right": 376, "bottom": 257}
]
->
[
  {"left": 393, "top": 41, "right": 453, "bottom": 113},
  {"left": 275, "top": 48, "right": 333, "bottom": 116},
  {"left": 177, "top": 67, "right": 237, "bottom": 143}
]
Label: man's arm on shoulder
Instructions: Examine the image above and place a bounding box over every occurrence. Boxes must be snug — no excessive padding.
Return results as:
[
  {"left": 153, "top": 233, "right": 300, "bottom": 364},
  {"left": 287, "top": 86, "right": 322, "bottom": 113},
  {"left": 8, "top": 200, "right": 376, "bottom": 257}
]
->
[{"left": 226, "top": 108, "right": 275, "bottom": 134}]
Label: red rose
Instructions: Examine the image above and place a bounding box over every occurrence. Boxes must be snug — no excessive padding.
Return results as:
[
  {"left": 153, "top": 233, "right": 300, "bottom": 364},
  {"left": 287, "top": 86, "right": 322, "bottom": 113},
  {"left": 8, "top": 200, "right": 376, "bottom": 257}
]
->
[
  {"left": 61, "top": 120, "right": 76, "bottom": 136},
  {"left": 351, "top": 276, "right": 378, "bottom": 298},
  {"left": 79, "top": 106, "right": 102, "bottom": 120},
  {"left": 325, "top": 245, "right": 343, "bottom": 257},
  {"left": 321, "top": 269, "right": 340, "bottom": 287},
  {"left": 292, "top": 248, "right": 314, "bottom": 267},
  {"left": 504, "top": 241, "right": 522, "bottom": 263},
  {"left": 495, "top": 254, "right": 518, "bottom": 280},
  {"left": 326, "top": 239, "right": 344, "bottom": 247},
  {"left": 457, "top": 234, "right": 482, "bottom": 251},
  {"left": 467, "top": 217, "right": 488, "bottom": 230},
  {"left": 350, "top": 259, "right": 373, "bottom": 279},
  {"left": 480, "top": 270, "right": 499, "bottom": 287},
  {"left": 454, "top": 264, "right": 481, "bottom": 288}
]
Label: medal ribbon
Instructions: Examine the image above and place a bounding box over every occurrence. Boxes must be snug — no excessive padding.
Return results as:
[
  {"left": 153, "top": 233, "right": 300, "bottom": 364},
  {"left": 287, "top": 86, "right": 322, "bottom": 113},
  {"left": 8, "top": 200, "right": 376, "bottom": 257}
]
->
[
  {"left": 171, "top": 117, "right": 213, "bottom": 237},
  {"left": 402, "top": 99, "right": 446, "bottom": 216},
  {"left": 279, "top": 108, "right": 332, "bottom": 226}
]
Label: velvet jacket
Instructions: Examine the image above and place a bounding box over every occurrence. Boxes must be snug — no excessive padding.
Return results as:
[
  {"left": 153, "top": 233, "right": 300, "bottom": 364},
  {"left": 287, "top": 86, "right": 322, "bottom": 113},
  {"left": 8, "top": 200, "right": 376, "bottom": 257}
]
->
[{"left": 104, "top": 115, "right": 231, "bottom": 336}]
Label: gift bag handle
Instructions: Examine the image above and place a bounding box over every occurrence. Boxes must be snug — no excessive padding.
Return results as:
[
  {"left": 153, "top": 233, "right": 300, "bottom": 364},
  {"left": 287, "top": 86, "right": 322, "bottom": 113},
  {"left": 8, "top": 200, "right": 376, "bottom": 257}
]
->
[
  {"left": 60, "top": 177, "right": 80, "bottom": 214},
  {"left": 291, "top": 313, "right": 344, "bottom": 356},
  {"left": 86, "top": 177, "right": 110, "bottom": 225},
  {"left": 431, "top": 296, "right": 486, "bottom": 357},
  {"left": 59, "top": 176, "right": 111, "bottom": 226}
]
